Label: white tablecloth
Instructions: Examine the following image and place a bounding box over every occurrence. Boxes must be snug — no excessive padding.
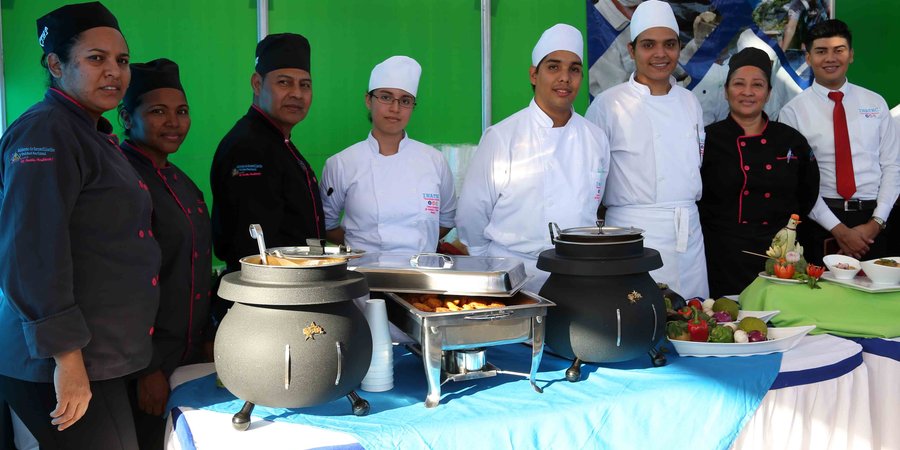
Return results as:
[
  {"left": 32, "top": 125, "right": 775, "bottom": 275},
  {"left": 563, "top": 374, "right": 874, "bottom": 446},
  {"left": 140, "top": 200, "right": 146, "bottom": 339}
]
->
[
  {"left": 857, "top": 337, "right": 900, "bottom": 450},
  {"left": 732, "top": 334, "right": 872, "bottom": 450}
]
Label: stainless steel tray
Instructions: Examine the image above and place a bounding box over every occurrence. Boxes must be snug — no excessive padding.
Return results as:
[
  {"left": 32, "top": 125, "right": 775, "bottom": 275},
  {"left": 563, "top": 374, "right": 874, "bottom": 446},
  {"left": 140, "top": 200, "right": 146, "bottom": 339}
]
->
[
  {"left": 385, "top": 291, "right": 553, "bottom": 350},
  {"left": 349, "top": 253, "right": 528, "bottom": 296}
]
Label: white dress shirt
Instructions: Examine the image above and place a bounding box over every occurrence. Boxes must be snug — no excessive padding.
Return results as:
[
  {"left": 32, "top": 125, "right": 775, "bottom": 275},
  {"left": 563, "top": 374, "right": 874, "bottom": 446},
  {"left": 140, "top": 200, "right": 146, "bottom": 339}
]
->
[
  {"left": 585, "top": 74, "right": 709, "bottom": 297},
  {"left": 320, "top": 133, "right": 457, "bottom": 254},
  {"left": 779, "top": 80, "right": 900, "bottom": 230},
  {"left": 457, "top": 99, "right": 610, "bottom": 291}
]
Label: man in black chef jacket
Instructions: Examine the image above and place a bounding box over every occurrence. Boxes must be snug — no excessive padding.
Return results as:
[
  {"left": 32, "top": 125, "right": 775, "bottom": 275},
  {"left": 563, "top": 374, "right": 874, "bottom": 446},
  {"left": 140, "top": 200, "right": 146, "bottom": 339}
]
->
[{"left": 211, "top": 33, "right": 325, "bottom": 271}]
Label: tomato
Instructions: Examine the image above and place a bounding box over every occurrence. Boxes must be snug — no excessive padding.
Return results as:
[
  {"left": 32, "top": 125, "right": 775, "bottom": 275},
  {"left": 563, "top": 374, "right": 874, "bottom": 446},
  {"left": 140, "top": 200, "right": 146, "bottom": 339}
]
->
[
  {"left": 806, "top": 264, "right": 825, "bottom": 279},
  {"left": 773, "top": 262, "right": 796, "bottom": 279}
]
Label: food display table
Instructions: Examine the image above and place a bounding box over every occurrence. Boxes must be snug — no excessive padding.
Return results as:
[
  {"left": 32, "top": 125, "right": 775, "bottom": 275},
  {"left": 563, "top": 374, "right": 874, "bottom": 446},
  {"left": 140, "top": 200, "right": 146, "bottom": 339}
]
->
[
  {"left": 739, "top": 278, "right": 900, "bottom": 338},
  {"left": 164, "top": 343, "right": 782, "bottom": 450}
]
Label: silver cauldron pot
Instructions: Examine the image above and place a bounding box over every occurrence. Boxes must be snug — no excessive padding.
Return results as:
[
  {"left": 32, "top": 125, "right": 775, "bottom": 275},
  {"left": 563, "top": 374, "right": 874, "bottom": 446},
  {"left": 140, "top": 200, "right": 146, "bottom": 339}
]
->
[
  {"left": 537, "top": 222, "right": 667, "bottom": 382},
  {"left": 215, "top": 254, "right": 372, "bottom": 430}
]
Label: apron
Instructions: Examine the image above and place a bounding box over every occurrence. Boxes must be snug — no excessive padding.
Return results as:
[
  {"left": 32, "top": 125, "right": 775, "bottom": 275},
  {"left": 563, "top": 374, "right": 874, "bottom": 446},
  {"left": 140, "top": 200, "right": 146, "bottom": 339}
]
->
[{"left": 606, "top": 202, "right": 709, "bottom": 298}]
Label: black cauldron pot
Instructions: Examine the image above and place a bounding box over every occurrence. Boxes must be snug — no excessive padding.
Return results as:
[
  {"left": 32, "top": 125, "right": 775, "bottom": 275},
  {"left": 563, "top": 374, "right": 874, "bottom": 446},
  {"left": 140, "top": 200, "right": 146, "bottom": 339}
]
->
[
  {"left": 537, "top": 223, "right": 667, "bottom": 381},
  {"left": 215, "top": 256, "right": 372, "bottom": 430}
]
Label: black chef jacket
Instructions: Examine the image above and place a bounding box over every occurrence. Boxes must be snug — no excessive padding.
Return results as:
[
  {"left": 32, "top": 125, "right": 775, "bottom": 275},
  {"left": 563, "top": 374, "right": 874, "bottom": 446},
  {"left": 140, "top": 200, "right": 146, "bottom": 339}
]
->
[
  {"left": 699, "top": 113, "right": 820, "bottom": 297},
  {"left": 123, "top": 141, "right": 212, "bottom": 377},
  {"left": 210, "top": 105, "right": 325, "bottom": 270},
  {"left": 0, "top": 89, "right": 160, "bottom": 382}
]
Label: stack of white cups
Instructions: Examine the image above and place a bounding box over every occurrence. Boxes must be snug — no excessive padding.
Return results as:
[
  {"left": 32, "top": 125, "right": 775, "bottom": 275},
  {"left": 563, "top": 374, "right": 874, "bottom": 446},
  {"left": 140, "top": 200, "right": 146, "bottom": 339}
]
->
[{"left": 360, "top": 298, "right": 394, "bottom": 392}]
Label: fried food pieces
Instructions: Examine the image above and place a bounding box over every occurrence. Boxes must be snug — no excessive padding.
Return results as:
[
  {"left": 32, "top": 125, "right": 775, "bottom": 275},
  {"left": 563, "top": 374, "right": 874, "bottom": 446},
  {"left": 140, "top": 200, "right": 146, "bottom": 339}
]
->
[{"left": 407, "top": 294, "right": 506, "bottom": 313}]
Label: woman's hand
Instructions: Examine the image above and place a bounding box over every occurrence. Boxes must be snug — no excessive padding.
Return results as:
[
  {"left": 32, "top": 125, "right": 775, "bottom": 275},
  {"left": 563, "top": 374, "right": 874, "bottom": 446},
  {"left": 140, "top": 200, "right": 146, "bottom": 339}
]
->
[
  {"left": 137, "top": 370, "right": 170, "bottom": 416},
  {"left": 50, "top": 349, "right": 91, "bottom": 431}
]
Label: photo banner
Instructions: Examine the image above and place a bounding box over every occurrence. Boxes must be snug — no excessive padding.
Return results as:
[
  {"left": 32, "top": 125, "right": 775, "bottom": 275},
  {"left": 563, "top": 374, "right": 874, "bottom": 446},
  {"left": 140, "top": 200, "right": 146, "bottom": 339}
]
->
[{"left": 587, "top": 0, "right": 833, "bottom": 124}]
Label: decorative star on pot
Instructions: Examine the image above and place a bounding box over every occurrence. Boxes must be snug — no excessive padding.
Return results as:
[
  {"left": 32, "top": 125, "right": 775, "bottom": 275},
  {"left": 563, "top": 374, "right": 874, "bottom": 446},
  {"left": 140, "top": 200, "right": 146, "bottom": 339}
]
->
[
  {"left": 303, "top": 322, "right": 326, "bottom": 341},
  {"left": 627, "top": 290, "right": 642, "bottom": 303}
]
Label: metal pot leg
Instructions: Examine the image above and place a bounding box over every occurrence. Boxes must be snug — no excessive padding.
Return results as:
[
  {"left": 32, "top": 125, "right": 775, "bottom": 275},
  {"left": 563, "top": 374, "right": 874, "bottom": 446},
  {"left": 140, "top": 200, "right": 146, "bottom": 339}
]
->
[
  {"left": 232, "top": 401, "right": 255, "bottom": 431},
  {"left": 529, "top": 316, "right": 545, "bottom": 393},
  {"left": 565, "top": 358, "right": 582, "bottom": 382},
  {"left": 346, "top": 390, "right": 370, "bottom": 416}
]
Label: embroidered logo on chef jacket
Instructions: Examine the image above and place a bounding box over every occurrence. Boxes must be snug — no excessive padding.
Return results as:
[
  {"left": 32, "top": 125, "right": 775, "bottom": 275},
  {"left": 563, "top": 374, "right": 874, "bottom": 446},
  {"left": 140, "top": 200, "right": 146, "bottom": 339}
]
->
[
  {"left": 10, "top": 147, "right": 55, "bottom": 164},
  {"left": 423, "top": 193, "right": 440, "bottom": 214},
  {"left": 594, "top": 168, "right": 608, "bottom": 201},
  {"left": 231, "top": 164, "right": 263, "bottom": 177},
  {"left": 858, "top": 106, "right": 881, "bottom": 119}
]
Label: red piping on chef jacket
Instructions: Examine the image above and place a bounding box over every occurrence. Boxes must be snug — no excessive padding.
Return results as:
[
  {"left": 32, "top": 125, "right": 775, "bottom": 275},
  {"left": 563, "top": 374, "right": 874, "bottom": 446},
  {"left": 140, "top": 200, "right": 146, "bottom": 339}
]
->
[
  {"left": 735, "top": 119, "right": 770, "bottom": 224},
  {"left": 251, "top": 105, "right": 322, "bottom": 238},
  {"left": 125, "top": 141, "right": 198, "bottom": 361},
  {"left": 51, "top": 87, "right": 125, "bottom": 154}
]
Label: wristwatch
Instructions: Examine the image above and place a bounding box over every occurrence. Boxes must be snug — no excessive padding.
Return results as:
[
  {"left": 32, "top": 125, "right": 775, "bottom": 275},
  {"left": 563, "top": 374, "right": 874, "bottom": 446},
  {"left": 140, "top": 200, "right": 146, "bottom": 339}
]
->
[{"left": 871, "top": 216, "right": 887, "bottom": 230}]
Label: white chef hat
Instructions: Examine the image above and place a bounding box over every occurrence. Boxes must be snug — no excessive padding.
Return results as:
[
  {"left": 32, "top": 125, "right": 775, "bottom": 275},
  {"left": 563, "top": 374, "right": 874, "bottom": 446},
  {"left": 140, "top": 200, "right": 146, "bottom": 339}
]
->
[
  {"left": 531, "top": 24, "right": 583, "bottom": 66},
  {"left": 629, "top": 0, "right": 680, "bottom": 42},
  {"left": 368, "top": 55, "right": 422, "bottom": 97}
]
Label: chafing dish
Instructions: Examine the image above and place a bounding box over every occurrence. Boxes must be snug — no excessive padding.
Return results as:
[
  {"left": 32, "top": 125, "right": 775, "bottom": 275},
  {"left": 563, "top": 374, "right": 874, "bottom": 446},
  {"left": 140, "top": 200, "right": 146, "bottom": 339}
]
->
[{"left": 350, "top": 253, "right": 553, "bottom": 408}]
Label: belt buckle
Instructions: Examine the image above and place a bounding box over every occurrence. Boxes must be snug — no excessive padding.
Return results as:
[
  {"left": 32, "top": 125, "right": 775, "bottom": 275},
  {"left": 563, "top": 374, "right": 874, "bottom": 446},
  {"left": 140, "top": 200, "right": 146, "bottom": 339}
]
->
[{"left": 844, "top": 199, "right": 861, "bottom": 211}]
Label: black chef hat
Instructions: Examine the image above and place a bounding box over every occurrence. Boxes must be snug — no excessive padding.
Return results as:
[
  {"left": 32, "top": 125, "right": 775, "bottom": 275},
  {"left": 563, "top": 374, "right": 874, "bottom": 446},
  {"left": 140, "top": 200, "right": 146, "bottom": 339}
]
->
[
  {"left": 122, "top": 58, "right": 185, "bottom": 112},
  {"left": 255, "top": 33, "right": 311, "bottom": 76},
  {"left": 36, "top": 2, "right": 120, "bottom": 55},
  {"left": 726, "top": 47, "right": 773, "bottom": 88}
]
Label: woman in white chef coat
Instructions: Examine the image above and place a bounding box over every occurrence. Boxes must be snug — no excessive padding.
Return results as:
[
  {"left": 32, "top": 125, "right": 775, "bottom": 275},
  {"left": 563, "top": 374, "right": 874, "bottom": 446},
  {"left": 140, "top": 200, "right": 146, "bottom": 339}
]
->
[{"left": 320, "top": 56, "right": 457, "bottom": 253}]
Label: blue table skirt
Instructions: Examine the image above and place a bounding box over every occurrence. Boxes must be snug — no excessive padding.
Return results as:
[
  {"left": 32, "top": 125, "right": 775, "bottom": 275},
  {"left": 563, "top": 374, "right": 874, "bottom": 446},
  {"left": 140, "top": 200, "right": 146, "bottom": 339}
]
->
[{"left": 168, "top": 343, "right": 781, "bottom": 450}]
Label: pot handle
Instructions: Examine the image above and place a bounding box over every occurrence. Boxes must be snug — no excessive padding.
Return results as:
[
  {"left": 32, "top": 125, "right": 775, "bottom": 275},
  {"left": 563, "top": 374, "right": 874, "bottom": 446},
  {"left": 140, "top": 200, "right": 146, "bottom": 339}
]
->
[
  {"left": 548, "top": 222, "right": 561, "bottom": 245},
  {"left": 409, "top": 253, "right": 454, "bottom": 269},
  {"left": 334, "top": 342, "right": 344, "bottom": 386}
]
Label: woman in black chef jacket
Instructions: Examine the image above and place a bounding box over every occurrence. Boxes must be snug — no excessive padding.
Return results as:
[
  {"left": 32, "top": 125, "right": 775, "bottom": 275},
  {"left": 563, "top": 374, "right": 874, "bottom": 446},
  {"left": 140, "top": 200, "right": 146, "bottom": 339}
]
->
[
  {"left": 118, "top": 58, "right": 212, "bottom": 449},
  {"left": 0, "top": 3, "right": 160, "bottom": 449},
  {"left": 699, "top": 47, "right": 820, "bottom": 297}
]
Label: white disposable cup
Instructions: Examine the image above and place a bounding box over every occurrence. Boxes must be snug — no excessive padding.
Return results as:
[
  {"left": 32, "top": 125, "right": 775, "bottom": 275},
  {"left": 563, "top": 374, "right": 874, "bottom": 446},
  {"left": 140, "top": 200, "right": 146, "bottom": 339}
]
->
[
  {"left": 360, "top": 381, "right": 394, "bottom": 392},
  {"left": 364, "top": 299, "right": 392, "bottom": 346}
]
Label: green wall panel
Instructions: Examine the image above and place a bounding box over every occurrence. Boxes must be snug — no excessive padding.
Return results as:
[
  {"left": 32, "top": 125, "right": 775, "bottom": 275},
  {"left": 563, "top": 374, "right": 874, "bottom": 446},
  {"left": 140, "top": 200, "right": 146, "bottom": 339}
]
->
[{"left": 837, "top": 2, "right": 900, "bottom": 107}]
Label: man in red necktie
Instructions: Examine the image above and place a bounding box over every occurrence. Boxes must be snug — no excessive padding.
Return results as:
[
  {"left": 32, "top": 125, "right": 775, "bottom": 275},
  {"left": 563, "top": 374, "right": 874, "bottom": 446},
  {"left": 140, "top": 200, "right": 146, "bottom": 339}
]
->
[{"left": 779, "top": 19, "right": 900, "bottom": 263}]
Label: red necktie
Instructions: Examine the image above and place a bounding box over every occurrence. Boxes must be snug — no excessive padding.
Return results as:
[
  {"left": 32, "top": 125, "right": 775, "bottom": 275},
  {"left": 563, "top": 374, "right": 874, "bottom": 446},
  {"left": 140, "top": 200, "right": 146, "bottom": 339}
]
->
[{"left": 828, "top": 91, "right": 856, "bottom": 200}]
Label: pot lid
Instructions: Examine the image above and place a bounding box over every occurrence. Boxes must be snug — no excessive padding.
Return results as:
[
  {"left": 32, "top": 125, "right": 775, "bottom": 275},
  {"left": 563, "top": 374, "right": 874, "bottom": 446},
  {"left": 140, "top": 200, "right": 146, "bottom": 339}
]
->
[
  {"left": 267, "top": 243, "right": 365, "bottom": 260},
  {"left": 348, "top": 253, "right": 528, "bottom": 297},
  {"left": 550, "top": 221, "right": 644, "bottom": 244}
]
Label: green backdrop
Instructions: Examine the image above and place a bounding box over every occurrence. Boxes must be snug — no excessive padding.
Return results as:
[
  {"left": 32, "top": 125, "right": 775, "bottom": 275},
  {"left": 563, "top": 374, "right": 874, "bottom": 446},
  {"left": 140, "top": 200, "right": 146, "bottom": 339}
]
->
[{"left": 1, "top": 0, "right": 586, "bottom": 206}]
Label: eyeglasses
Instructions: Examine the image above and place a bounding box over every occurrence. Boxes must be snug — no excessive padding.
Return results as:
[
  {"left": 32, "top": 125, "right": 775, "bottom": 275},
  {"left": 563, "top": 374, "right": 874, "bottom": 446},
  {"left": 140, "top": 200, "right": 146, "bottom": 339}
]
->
[{"left": 369, "top": 92, "right": 416, "bottom": 109}]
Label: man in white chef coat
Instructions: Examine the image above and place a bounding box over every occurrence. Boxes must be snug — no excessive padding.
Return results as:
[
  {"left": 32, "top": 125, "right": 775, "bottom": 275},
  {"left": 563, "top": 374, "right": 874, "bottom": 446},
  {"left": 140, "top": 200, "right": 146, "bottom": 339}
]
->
[
  {"left": 457, "top": 24, "right": 611, "bottom": 293},
  {"left": 585, "top": 0, "right": 709, "bottom": 298}
]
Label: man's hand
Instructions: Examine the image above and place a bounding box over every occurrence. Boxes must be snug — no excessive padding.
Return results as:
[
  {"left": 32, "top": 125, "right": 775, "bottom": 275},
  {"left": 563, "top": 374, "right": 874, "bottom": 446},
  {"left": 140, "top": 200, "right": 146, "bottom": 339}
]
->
[
  {"left": 137, "top": 370, "right": 170, "bottom": 416},
  {"left": 831, "top": 223, "right": 875, "bottom": 258},
  {"left": 50, "top": 349, "right": 91, "bottom": 431}
]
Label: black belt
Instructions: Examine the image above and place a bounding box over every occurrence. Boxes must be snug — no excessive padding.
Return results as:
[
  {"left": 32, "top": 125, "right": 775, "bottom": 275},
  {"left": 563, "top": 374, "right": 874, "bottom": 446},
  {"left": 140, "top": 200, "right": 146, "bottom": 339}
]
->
[{"left": 823, "top": 198, "right": 878, "bottom": 212}]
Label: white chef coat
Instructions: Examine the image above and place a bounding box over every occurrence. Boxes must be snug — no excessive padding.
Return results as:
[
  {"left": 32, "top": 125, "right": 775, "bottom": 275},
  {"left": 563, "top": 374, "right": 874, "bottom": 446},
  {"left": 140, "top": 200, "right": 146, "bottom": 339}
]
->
[
  {"left": 779, "top": 80, "right": 900, "bottom": 231},
  {"left": 320, "top": 133, "right": 457, "bottom": 254},
  {"left": 585, "top": 73, "right": 709, "bottom": 298},
  {"left": 457, "top": 99, "right": 610, "bottom": 292}
]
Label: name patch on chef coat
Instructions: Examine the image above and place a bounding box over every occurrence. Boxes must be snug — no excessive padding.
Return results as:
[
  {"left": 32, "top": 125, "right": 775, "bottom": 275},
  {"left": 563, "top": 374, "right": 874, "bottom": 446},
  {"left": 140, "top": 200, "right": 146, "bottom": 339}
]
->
[
  {"left": 858, "top": 106, "right": 881, "bottom": 119},
  {"left": 423, "top": 193, "right": 440, "bottom": 214},
  {"left": 9, "top": 147, "right": 55, "bottom": 164},
  {"left": 231, "top": 164, "right": 263, "bottom": 177}
]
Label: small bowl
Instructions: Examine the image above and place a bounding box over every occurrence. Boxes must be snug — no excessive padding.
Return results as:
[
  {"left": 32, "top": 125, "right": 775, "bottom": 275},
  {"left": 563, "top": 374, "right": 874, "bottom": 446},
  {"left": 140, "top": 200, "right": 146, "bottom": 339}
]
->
[
  {"left": 823, "top": 254, "right": 861, "bottom": 280},
  {"left": 860, "top": 257, "right": 900, "bottom": 285}
]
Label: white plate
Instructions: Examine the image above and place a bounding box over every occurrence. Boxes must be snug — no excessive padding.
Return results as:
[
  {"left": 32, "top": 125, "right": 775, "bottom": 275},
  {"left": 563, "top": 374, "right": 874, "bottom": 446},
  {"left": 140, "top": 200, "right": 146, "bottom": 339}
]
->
[
  {"left": 821, "top": 272, "right": 900, "bottom": 293},
  {"left": 758, "top": 272, "right": 805, "bottom": 285},
  {"left": 669, "top": 325, "right": 816, "bottom": 357},
  {"left": 735, "top": 310, "right": 780, "bottom": 323}
]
